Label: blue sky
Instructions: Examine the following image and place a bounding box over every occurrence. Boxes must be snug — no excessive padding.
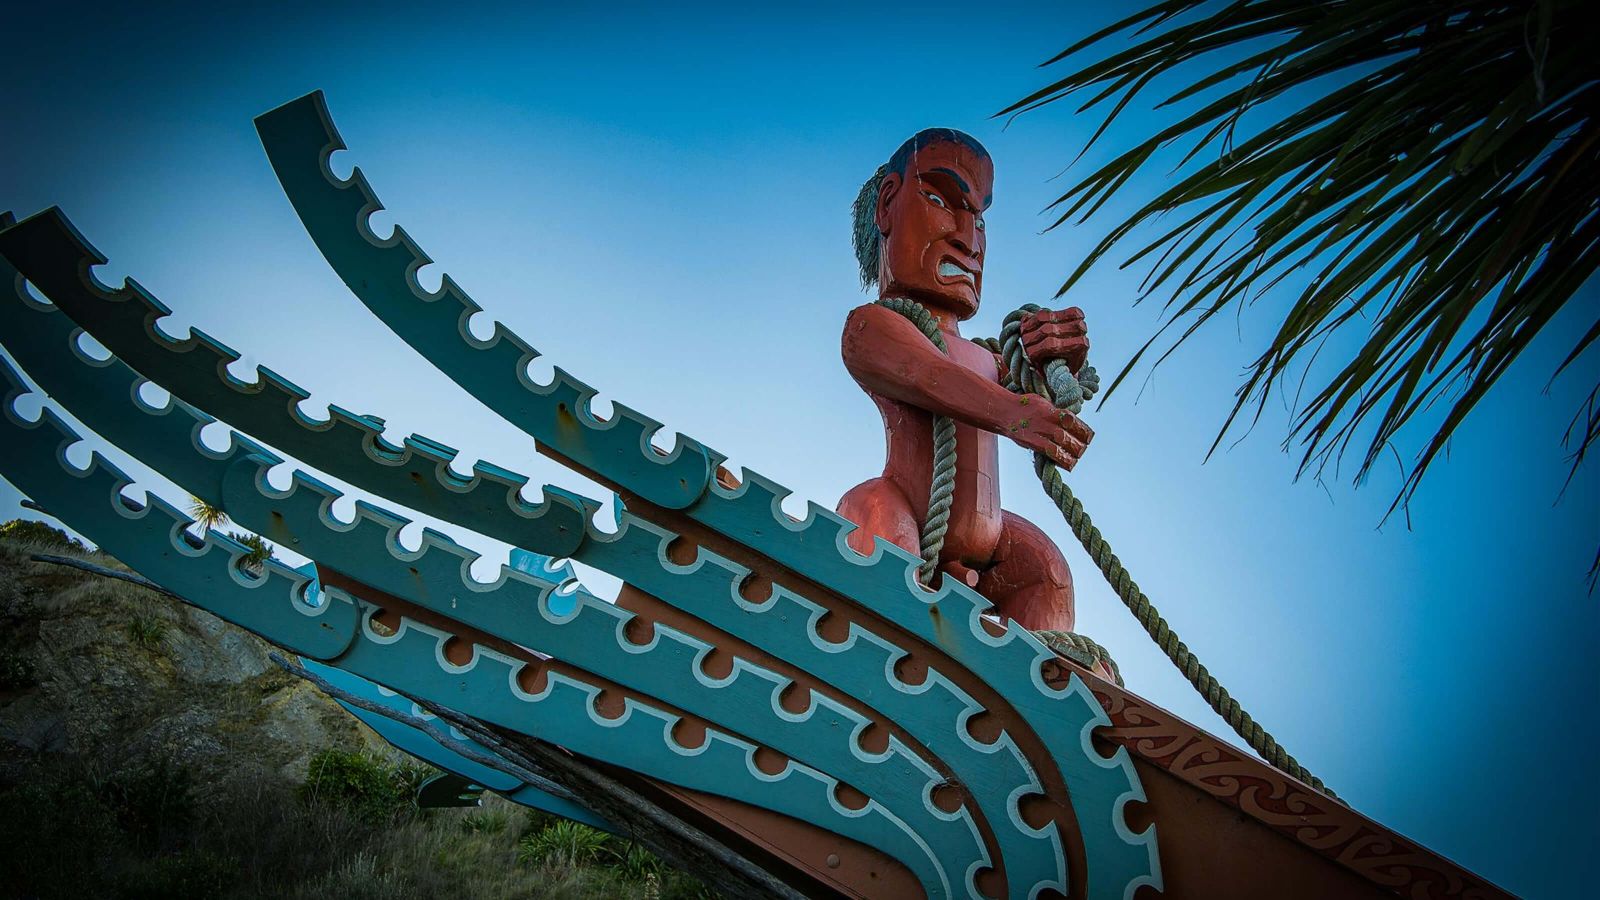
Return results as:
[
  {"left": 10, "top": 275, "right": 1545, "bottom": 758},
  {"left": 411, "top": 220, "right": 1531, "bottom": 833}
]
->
[{"left": 2, "top": 2, "right": 1595, "bottom": 896}]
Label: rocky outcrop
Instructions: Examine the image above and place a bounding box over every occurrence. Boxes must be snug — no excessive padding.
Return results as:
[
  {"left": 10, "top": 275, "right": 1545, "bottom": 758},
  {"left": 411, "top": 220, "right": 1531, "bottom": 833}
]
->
[{"left": 0, "top": 534, "right": 385, "bottom": 798}]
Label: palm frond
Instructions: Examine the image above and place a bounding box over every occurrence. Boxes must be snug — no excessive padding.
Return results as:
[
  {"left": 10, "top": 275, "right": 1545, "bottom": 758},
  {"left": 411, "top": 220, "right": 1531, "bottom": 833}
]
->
[{"left": 1004, "top": 0, "right": 1599, "bottom": 573}]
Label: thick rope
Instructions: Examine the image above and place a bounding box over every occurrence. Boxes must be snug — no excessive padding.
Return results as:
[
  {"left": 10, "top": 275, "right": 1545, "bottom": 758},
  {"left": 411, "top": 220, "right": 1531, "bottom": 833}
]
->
[
  {"left": 877, "top": 298, "right": 1332, "bottom": 797},
  {"left": 1033, "top": 629, "right": 1123, "bottom": 687},
  {"left": 876, "top": 298, "right": 959, "bottom": 585}
]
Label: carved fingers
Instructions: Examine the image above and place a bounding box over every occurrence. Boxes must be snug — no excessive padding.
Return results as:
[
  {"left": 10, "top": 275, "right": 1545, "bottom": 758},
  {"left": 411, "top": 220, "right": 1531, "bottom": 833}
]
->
[
  {"left": 1007, "top": 399, "right": 1094, "bottom": 470},
  {"left": 1021, "top": 306, "right": 1090, "bottom": 374}
]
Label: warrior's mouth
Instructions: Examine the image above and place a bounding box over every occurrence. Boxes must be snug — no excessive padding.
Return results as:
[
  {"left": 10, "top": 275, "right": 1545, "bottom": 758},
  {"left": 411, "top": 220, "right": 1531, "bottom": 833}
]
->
[{"left": 937, "top": 259, "right": 978, "bottom": 286}]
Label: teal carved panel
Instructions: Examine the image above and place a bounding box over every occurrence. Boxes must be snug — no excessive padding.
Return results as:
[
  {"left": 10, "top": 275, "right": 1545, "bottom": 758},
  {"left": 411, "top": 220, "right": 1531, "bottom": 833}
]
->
[
  {"left": 0, "top": 210, "right": 588, "bottom": 561},
  {"left": 0, "top": 359, "right": 358, "bottom": 661},
  {"left": 0, "top": 88, "right": 1165, "bottom": 897},
  {"left": 300, "top": 658, "right": 615, "bottom": 831},
  {"left": 687, "top": 468, "right": 1163, "bottom": 898},
  {"left": 245, "top": 92, "right": 1159, "bottom": 899},
  {"left": 218, "top": 458, "right": 986, "bottom": 890},
  {"left": 254, "top": 93, "right": 711, "bottom": 511},
  {"left": 0, "top": 214, "right": 1000, "bottom": 897},
  {"left": 0, "top": 270, "right": 976, "bottom": 898},
  {"left": 0, "top": 372, "right": 956, "bottom": 898}
]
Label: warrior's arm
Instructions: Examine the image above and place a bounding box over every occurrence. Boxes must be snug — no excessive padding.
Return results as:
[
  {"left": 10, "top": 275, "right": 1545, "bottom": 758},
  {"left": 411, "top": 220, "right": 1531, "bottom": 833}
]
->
[{"left": 842, "top": 304, "right": 1091, "bottom": 469}]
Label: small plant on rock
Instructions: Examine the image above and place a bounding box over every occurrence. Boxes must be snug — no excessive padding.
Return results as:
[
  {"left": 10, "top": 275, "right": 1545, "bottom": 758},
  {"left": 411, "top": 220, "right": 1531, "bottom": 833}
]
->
[
  {"left": 187, "top": 497, "right": 229, "bottom": 535},
  {"left": 125, "top": 610, "right": 168, "bottom": 650}
]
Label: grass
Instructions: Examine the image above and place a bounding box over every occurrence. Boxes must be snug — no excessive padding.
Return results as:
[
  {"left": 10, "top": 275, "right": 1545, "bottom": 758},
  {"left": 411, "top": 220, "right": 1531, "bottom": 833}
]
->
[
  {"left": 0, "top": 525, "right": 162, "bottom": 617},
  {"left": 461, "top": 806, "right": 512, "bottom": 835},
  {"left": 0, "top": 747, "right": 721, "bottom": 899},
  {"left": 125, "top": 607, "right": 169, "bottom": 649},
  {"left": 517, "top": 819, "right": 610, "bottom": 868}
]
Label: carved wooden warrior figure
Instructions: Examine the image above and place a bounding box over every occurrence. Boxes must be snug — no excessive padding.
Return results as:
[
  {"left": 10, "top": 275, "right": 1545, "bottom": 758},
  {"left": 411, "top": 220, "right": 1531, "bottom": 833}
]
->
[{"left": 838, "top": 129, "right": 1095, "bottom": 637}]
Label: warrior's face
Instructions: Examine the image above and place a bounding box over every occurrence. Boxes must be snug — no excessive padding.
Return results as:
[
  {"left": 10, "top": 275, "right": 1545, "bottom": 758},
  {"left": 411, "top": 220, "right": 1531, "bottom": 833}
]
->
[{"left": 875, "top": 139, "right": 993, "bottom": 319}]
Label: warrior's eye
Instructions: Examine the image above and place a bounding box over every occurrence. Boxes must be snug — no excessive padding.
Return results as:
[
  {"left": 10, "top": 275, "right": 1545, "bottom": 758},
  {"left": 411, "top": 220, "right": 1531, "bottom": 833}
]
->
[
  {"left": 923, "top": 191, "right": 947, "bottom": 209},
  {"left": 976, "top": 217, "right": 985, "bottom": 231}
]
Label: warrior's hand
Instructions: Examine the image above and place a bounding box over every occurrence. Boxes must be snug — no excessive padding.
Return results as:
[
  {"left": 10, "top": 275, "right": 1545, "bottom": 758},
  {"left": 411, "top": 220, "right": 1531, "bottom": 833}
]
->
[
  {"left": 1021, "top": 307, "right": 1090, "bottom": 375},
  {"left": 1007, "top": 401, "right": 1094, "bottom": 471}
]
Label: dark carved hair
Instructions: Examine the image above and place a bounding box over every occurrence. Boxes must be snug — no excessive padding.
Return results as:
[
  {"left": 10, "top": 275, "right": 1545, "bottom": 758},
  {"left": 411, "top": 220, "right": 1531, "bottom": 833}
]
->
[{"left": 852, "top": 128, "right": 990, "bottom": 289}]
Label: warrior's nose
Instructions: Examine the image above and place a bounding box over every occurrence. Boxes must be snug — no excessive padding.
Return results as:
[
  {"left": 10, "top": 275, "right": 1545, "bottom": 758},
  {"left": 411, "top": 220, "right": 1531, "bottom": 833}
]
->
[
  {"left": 948, "top": 233, "right": 979, "bottom": 261},
  {"left": 949, "top": 218, "right": 982, "bottom": 261}
]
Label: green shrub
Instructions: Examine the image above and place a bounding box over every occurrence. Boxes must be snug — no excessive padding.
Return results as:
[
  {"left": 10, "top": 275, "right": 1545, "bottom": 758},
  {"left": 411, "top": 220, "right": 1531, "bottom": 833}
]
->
[
  {"left": 521, "top": 807, "right": 561, "bottom": 835},
  {"left": 391, "top": 759, "right": 437, "bottom": 808},
  {"left": 187, "top": 497, "right": 229, "bottom": 534},
  {"left": 0, "top": 517, "right": 87, "bottom": 552},
  {"left": 297, "top": 748, "right": 428, "bottom": 823},
  {"left": 2, "top": 742, "right": 714, "bottom": 900},
  {"left": 613, "top": 840, "right": 667, "bottom": 882},
  {"left": 224, "top": 530, "right": 274, "bottom": 573},
  {"left": 516, "top": 819, "right": 610, "bottom": 868}
]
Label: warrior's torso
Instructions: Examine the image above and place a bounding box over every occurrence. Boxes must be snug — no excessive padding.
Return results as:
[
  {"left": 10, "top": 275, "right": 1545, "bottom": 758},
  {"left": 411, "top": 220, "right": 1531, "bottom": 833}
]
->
[{"left": 869, "top": 333, "right": 1005, "bottom": 566}]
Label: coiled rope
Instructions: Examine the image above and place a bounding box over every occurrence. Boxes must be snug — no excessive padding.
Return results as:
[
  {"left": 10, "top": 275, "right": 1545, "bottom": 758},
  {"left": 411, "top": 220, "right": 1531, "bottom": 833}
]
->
[{"left": 876, "top": 298, "right": 1331, "bottom": 797}]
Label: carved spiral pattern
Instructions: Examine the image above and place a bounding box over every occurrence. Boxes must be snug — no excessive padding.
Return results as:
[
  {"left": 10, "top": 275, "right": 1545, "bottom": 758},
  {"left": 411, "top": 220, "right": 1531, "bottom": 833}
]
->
[{"left": 1090, "top": 687, "right": 1506, "bottom": 900}]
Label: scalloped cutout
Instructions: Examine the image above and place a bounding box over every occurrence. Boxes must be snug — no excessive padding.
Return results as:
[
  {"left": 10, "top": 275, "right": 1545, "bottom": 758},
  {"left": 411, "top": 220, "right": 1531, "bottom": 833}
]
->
[
  {"left": 831, "top": 780, "right": 870, "bottom": 812},
  {"left": 196, "top": 420, "right": 233, "bottom": 453},
  {"left": 464, "top": 309, "right": 496, "bottom": 343},
  {"left": 413, "top": 261, "right": 443, "bottom": 296},
  {"left": 669, "top": 717, "right": 708, "bottom": 752},
  {"left": 223, "top": 352, "right": 264, "bottom": 386},
  {"left": 522, "top": 353, "right": 556, "bottom": 388},
  {"left": 365, "top": 207, "right": 397, "bottom": 242},
  {"left": 17, "top": 277, "right": 51, "bottom": 307},
  {"left": 60, "top": 438, "right": 93, "bottom": 472},
  {"left": 751, "top": 745, "right": 788, "bottom": 777},
  {"left": 72, "top": 329, "right": 113, "bottom": 362},
  {"left": 133, "top": 379, "right": 172, "bottom": 412},
  {"left": 8, "top": 389, "right": 45, "bottom": 424},
  {"left": 327, "top": 147, "right": 355, "bottom": 181}
]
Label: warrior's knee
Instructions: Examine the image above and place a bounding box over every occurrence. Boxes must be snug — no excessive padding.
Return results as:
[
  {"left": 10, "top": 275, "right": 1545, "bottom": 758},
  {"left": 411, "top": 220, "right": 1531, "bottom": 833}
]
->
[{"left": 982, "top": 511, "right": 1076, "bottom": 630}]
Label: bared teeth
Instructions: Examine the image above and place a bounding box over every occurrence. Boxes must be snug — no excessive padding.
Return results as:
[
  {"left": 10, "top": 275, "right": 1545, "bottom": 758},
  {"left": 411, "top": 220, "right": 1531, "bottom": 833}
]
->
[{"left": 937, "top": 261, "right": 975, "bottom": 282}]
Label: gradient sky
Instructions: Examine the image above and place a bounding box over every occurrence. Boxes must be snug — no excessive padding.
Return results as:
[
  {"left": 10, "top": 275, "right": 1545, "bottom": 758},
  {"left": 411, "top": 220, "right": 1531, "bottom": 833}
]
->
[{"left": 3, "top": 3, "right": 1596, "bottom": 896}]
